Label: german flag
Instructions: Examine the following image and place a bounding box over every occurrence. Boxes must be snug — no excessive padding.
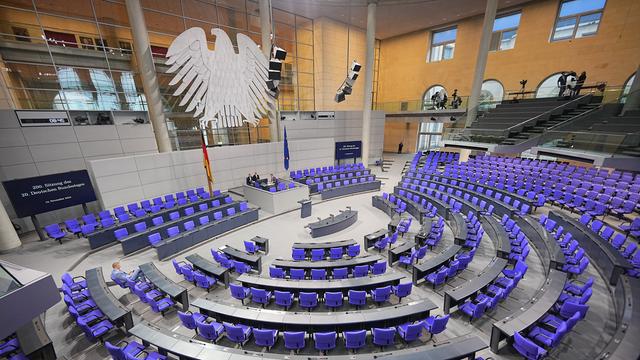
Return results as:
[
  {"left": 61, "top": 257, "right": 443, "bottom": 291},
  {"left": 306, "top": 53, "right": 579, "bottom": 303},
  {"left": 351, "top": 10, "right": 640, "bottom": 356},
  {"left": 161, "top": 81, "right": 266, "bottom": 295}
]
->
[{"left": 201, "top": 132, "right": 214, "bottom": 191}]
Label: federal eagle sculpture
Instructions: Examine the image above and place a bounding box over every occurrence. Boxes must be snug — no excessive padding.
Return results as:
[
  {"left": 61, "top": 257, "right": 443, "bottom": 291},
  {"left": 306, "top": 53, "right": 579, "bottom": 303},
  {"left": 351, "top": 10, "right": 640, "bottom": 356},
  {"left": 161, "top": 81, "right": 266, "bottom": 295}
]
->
[{"left": 166, "top": 27, "right": 275, "bottom": 129}]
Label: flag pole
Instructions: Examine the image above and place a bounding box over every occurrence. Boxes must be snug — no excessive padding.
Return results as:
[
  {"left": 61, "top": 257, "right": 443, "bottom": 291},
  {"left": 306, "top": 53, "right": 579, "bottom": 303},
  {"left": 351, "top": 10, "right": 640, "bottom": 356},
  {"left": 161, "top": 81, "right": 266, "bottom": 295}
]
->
[{"left": 201, "top": 128, "right": 213, "bottom": 196}]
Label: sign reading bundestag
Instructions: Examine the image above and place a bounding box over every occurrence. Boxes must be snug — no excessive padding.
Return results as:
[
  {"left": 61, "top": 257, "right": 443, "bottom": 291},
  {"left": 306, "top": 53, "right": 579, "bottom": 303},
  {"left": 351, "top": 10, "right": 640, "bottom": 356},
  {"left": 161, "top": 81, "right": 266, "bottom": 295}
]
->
[
  {"left": 335, "top": 141, "right": 362, "bottom": 160},
  {"left": 2, "top": 170, "right": 97, "bottom": 218}
]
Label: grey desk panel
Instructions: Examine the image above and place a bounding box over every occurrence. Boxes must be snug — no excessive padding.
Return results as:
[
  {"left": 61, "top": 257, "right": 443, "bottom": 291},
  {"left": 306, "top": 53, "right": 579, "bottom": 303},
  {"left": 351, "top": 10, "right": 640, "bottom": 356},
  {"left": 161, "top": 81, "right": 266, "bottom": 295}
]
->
[
  {"left": 119, "top": 202, "right": 239, "bottom": 255},
  {"left": 597, "top": 275, "right": 640, "bottom": 360},
  {"left": 515, "top": 214, "right": 566, "bottom": 271},
  {"left": 139, "top": 262, "right": 189, "bottom": 310},
  {"left": 372, "top": 195, "right": 398, "bottom": 218},
  {"left": 490, "top": 269, "right": 567, "bottom": 352},
  {"left": 389, "top": 241, "right": 417, "bottom": 266},
  {"left": 320, "top": 180, "right": 381, "bottom": 200},
  {"left": 15, "top": 317, "right": 56, "bottom": 360},
  {"left": 271, "top": 254, "right": 382, "bottom": 271},
  {"left": 394, "top": 187, "right": 451, "bottom": 220},
  {"left": 130, "top": 322, "right": 486, "bottom": 360},
  {"left": 444, "top": 258, "right": 508, "bottom": 314},
  {"left": 219, "top": 245, "right": 262, "bottom": 273},
  {"left": 414, "top": 219, "right": 434, "bottom": 246},
  {"left": 154, "top": 208, "right": 259, "bottom": 260},
  {"left": 250, "top": 236, "right": 269, "bottom": 254},
  {"left": 85, "top": 267, "right": 133, "bottom": 330},
  {"left": 449, "top": 212, "right": 468, "bottom": 244},
  {"left": 388, "top": 215, "right": 403, "bottom": 233},
  {"left": 193, "top": 298, "right": 436, "bottom": 332},
  {"left": 365, "top": 229, "right": 389, "bottom": 250},
  {"left": 87, "top": 194, "right": 227, "bottom": 249},
  {"left": 307, "top": 210, "right": 358, "bottom": 238},
  {"left": 548, "top": 211, "right": 632, "bottom": 286},
  {"left": 185, "top": 254, "right": 230, "bottom": 288},
  {"left": 480, "top": 214, "right": 512, "bottom": 260},
  {"left": 412, "top": 245, "right": 462, "bottom": 284},
  {"left": 237, "top": 272, "right": 404, "bottom": 295},
  {"left": 292, "top": 238, "right": 356, "bottom": 251}
]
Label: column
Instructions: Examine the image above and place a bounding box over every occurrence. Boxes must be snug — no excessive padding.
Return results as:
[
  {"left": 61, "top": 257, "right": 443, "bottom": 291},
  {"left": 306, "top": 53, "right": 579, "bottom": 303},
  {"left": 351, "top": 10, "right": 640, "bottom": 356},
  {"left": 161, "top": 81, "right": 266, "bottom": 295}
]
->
[
  {"left": 622, "top": 65, "right": 640, "bottom": 115},
  {"left": 465, "top": 0, "right": 498, "bottom": 127},
  {"left": 361, "top": 0, "right": 377, "bottom": 166},
  {"left": 260, "top": 0, "right": 280, "bottom": 142},
  {"left": 125, "top": 0, "right": 172, "bottom": 153},
  {"left": 0, "top": 201, "right": 21, "bottom": 251}
]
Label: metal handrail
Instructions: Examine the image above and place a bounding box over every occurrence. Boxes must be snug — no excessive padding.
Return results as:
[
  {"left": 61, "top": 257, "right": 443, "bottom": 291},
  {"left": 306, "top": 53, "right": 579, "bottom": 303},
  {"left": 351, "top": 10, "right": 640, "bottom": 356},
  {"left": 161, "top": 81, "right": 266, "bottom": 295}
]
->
[
  {"left": 466, "top": 94, "right": 592, "bottom": 134},
  {"left": 546, "top": 102, "right": 602, "bottom": 131}
]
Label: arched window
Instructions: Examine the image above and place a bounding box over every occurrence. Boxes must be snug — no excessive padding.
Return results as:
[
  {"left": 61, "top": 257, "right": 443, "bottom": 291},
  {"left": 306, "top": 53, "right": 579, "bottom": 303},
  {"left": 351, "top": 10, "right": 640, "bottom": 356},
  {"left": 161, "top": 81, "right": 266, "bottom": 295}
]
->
[
  {"left": 621, "top": 73, "right": 636, "bottom": 103},
  {"left": 422, "top": 85, "right": 446, "bottom": 110},
  {"left": 536, "top": 72, "right": 565, "bottom": 98},
  {"left": 480, "top": 79, "right": 504, "bottom": 110}
]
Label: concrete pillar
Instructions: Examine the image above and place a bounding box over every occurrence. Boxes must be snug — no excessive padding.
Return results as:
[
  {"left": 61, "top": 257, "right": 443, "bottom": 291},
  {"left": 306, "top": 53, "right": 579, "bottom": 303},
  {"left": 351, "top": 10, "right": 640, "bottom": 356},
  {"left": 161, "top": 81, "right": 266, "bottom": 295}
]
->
[
  {"left": 465, "top": 0, "right": 498, "bottom": 127},
  {"left": 361, "top": 0, "right": 377, "bottom": 166},
  {"left": 0, "top": 201, "right": 21, "bottom": 251},
  {"left": 125, "top": 0, "right": 172, "bottom": 153},
  {"left": 260, "top": 0, "right": 279, "bottom": 142},
  {"left": 622, "top": 65, "right": 640, "bottom": 115}
]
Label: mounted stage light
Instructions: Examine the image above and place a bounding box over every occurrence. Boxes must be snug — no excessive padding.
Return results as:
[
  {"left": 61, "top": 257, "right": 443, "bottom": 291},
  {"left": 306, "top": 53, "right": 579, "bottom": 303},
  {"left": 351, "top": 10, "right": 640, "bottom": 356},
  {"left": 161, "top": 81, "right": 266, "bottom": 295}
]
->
[
  {"left": 342, "top": 83, "right": 353, "bottom": 95},
  {"left": 335, "top": 90, "right": 346, "bottom": 103},
  {"left": 269, "top": 59, "right": 282, "bottom": 72},
  {"left": 272, "top": 46, "right": 287, "bottom": 61},
  {"left": 351, "top": 61, "right": 361, "bottom": 72},
  {"left": 334, "top": 59, "right": 360, "bottom": 103}
]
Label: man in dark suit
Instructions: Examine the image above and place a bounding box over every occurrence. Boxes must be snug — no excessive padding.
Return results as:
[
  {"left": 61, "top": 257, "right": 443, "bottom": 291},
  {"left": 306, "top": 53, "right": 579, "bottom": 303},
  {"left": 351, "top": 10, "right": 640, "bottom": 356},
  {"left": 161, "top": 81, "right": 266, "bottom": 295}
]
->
[{"left": 246, "top": 173, "right": 252, "bottom": 185}]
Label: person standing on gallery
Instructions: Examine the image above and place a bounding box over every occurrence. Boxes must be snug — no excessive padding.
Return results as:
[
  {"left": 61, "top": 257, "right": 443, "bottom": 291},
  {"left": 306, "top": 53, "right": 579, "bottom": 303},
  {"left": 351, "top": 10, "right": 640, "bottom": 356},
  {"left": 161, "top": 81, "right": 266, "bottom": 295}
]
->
[
  {"left": 398, "top": 141, "right": 404, "bottom": 154},
  {"left": 246, "top": 173, "right": 252, "bottom": 185},
  {"left": 557, "top": 72, "right": 567, "bottom": 97}
]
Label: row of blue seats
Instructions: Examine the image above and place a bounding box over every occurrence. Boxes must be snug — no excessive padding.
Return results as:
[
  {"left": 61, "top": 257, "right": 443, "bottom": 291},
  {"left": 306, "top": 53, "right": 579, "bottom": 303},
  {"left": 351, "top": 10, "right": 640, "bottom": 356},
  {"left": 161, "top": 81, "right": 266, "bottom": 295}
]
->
[
  {"left": 382, "top": 191, "right": 439, "bottom": 218},
  {"left": 316, "top": 176, "right": 377, "bottom": 192},
  {"left": 43, "top": 187, "right": 219, "bottom": 242},
  {"left": 290, "top": 163, "right": 365, "bottom": 179},
  {"left": 578, "top": 214, "right": 639, "bottom": 277},
  {"left": 211, "top": 249, "right": 252, "bottom": 274},
  {"left": 106, "top": 340, "right": 166, "bottom": 360},
  {"left": 263, "top": 181, "right": 296, "bottom": 192},
  {"left": 229, "top": 282, "right": 413, "bottom": 309},
  {"left": 292, "top": 244, "right": 360, "bottom": 261},
  {"left": 373, "top": 231, "right": 402, "bottom": 251},
  {"left": 459, "top": 259, "right": 528, "bottom": 323},
  {"left": 113, "top": 199, "right": 242, "bottom": 241},
  {"left": 269, "top": 261, "right": 387, "bottom": 280},
  {"left": 147, "top": 205, "right": 247, "bottom": 247},
  {"left": 500, "top": 214, "right": 532, "bottom": 262},
  {"left": 539, "top": 215, "right": 590, "bottom": 275},
  {"left": 60, "top": 273, "right": 117, "bottom": 342},
  {"left": 0, "top": 334, "right": 27, "bottom": 360},
  {"left": 513, "top": 278, "right": 592, "bottom": 359},
  {"left": 172, "top": 259, "right": 217, "bottom": 291},
  {"left": 303, "top": 171, "right": 371, "bottom": 185},
  {"left": 177, "top": 309, "right": 449, "bottom": 353}
]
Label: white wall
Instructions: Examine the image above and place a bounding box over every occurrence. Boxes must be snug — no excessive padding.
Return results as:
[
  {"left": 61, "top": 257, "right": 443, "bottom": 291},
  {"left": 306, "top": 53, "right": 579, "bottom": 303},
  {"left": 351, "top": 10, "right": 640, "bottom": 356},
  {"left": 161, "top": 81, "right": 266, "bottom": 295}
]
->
[
  {"left": 280, "top": 110, "right": 385, "bottom": 163},
  {"left": 88, "top": 138, "right": 334, "bottom": 210},
  {"left": 0, "top": 110, "right": 157, "bottom": 230}
]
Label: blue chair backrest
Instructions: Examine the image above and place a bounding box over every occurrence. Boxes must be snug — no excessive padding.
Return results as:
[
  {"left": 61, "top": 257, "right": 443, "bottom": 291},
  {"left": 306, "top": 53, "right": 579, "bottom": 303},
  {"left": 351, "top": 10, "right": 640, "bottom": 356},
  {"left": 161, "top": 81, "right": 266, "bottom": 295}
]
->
[
  {"left": 152, "top": 217, "right": 164, "bottom": 226},
  {"left": 213, "top": 211, "right": 223, "bottom": 220},
  {"left": 167, "top": 226, "right": 180, "bottom": 237},
  {"left": 199, "top": 215, "right": 209, "bottom": 225},
  {"left": 134, "top": 222, "right": 147, "bottom": 232},
  {"left": 114, "top": 228, "right": 128, "bottom": 240}
]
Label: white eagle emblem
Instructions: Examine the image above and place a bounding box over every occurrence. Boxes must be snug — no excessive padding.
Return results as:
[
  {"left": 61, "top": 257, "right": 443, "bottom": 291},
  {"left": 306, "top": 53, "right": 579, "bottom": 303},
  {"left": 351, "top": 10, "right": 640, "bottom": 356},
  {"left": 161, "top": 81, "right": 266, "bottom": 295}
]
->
[{"left": 166, "top": 28, "right": 275, "bottom": 129}]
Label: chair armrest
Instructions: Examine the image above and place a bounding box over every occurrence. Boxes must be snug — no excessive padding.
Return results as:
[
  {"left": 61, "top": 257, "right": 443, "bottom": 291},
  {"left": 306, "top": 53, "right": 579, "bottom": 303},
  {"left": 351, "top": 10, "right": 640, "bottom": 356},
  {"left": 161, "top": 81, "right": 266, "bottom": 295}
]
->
[
  {"left": 91, "top": 325, "right": 111, "bottom": 335},
  {"left": 73, "top": 275, "right": 86, "bottom": 281}
]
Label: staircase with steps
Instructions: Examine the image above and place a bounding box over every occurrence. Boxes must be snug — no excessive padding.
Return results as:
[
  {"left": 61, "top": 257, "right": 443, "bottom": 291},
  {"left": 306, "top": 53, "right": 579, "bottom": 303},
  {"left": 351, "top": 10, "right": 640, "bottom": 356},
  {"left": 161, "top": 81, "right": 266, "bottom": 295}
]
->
[
  {"left": 381, "top": 158, "right": 394, "bottom": 172},
  {"left": 500, "top": 97, "right": 602, "bottom": 145}
]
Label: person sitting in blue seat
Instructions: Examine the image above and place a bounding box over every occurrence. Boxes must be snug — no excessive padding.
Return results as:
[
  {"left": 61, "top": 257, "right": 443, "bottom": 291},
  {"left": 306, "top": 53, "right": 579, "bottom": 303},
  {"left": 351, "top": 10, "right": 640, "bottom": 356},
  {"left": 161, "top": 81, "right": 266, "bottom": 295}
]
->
[{"left": 111, "top": 261, "right": 144, "bottom": 284}]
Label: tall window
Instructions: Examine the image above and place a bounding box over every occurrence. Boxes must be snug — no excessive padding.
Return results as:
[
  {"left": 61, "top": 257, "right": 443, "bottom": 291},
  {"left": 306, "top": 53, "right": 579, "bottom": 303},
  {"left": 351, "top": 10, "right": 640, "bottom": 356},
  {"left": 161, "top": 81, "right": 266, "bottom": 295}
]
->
[
  {"left": 417, "top": 122, "right": 444, "bottom": 151},
  {"left": 480, "top": 80, "right": 505, "bottom": 110},
  {"left": 422, "top": 85, "right": 446, "bottom": 110},
  {"left": 429, "top": 27, "right": 457, "bottom": 62},
  {"left": 536, "top": 73, "right": 565, "bottom": 98},
  {"left": 491, "top": 12, "right": 521, "bottom": 51},
  {"left": 552, "top": 0, "right": 606, "bottom": 41},
  {"left": 621, "top": 74, "right": 636, "bottom": 103}
]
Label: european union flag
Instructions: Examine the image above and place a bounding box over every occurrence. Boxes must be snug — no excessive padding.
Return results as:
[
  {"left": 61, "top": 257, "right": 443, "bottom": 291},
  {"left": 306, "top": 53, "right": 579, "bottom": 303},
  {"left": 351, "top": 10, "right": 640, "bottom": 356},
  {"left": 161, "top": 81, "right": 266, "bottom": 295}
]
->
[{"left": 283, "top": 126, "right": 290, "bottom": 170}]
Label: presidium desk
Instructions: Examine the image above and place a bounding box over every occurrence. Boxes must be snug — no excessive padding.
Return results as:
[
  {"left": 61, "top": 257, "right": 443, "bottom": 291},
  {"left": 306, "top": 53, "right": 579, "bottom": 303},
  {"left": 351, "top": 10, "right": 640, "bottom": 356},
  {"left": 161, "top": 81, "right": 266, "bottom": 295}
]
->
[
  {"left": 306, "top": 209, "right": 358, "bottom": 238},
  {"left": 243, "top": 180, "right": 309, "bottom": 214}
]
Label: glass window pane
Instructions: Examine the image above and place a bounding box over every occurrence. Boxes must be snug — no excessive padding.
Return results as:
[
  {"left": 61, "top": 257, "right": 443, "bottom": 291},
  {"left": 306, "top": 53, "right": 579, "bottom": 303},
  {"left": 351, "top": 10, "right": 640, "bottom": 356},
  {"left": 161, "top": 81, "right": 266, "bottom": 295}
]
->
[
  {"left": 183, "top": 0, "right": 217, "bottom": 23},
  {"left": 141, "top": 0, "right": 182, "bottom": 14},
  {"left": 34, "top": 0, "right": 93, "bottom": 20},
  {"left": 481, "top": 80, "right": 504, "bottom": 104},
  {"left": 422, "top": 85, "right": 445, "bottom": 109},
  {"left": 430, "top": 44, "right": 443, "bottom": 62},
  {"left": 621, "top": 74, "right": 635, "bottom": 103},
  {"left": 536, "top": 72, "right": 564, "bottom": 98},
  {"left": 93, "top": 0, "right": 130, "bottom": 26},
  {"left": 442, "top": 43, "right": 455, "bottom": 60},
  {"left": 493, "top": 13, "right": 521, "bottom": 31},
  {"left": 499, "top": 30, "right": 517, "bottom": 50},
  {"left": 5, "top": 62, "right": 60, "bottom": 89},
  {"left": 432, "top": 27, "right": 457, "bottom": 44},
  {"left": 575, "top": 12, "right": 601, "bottom": 37},
  {"left": 559, "top": 0, "right": 606, "bottom": 17},
  {"left": 553, "top": 17, "right": 577, "bottom": 40},
  {"left": 275, "top": 22, "right": 295, "bottom": 41},
  {"left": 218, "top": 6, "right": 247, "bottom": 30},
  {"left": 144, "top": 11, "right": 184, "bottom": 35}
]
